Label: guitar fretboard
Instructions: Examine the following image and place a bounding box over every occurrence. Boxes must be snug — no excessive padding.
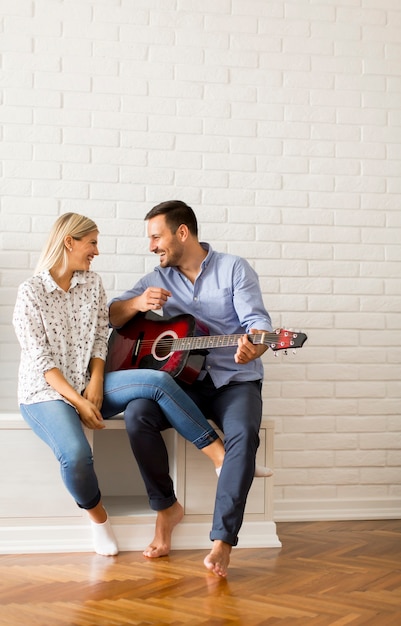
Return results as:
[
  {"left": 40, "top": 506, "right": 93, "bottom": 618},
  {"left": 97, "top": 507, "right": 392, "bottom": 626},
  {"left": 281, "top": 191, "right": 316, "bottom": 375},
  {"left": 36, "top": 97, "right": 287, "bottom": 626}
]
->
[{"left": 172, "top": 332, "right": 277, "bottom": 352}]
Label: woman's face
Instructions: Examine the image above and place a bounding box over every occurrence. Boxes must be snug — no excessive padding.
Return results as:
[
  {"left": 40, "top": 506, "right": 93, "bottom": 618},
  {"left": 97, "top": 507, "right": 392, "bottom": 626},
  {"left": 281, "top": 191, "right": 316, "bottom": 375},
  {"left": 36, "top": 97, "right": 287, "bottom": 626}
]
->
[{"left": 67, "top": 229, "right": 99, "bottom": 272}]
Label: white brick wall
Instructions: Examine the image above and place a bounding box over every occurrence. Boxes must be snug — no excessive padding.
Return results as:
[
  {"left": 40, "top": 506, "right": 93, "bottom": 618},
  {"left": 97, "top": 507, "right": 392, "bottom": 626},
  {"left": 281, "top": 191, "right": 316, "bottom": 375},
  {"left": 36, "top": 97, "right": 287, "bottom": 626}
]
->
[{"left": 1, "top": 0, "right": 400, "bottom": 521}]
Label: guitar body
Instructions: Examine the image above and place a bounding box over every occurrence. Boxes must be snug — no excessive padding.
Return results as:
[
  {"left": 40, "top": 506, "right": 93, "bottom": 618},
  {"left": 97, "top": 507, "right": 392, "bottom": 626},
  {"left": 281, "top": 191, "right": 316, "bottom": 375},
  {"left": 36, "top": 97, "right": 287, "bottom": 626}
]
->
[{"left": 106, "top": 311, "right": 206, "bottom": 384}]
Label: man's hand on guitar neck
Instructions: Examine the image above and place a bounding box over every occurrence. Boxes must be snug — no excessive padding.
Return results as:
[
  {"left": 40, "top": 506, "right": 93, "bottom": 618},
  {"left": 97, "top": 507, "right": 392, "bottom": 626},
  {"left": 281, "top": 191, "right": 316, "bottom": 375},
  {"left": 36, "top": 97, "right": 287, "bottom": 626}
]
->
[
  {"left": 235, "top": 328, "right": 268, "bottom": 365},
  {"left": 109, "top": 287, "right": 172, "bottom": 328}
]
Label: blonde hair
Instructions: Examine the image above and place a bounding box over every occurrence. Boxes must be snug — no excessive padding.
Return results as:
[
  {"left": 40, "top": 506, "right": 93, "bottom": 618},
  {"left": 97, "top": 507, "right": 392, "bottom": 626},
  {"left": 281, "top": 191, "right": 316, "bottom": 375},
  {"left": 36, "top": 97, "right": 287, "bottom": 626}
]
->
[{"left": 34, "top": 212, "right": 98, "bottom": 276}]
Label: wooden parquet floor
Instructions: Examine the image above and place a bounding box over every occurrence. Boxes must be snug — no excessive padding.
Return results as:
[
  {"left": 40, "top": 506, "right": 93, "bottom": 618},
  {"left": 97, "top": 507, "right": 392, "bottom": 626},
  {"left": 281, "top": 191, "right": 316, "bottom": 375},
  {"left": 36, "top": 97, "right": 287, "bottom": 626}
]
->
[{"left": 0, "top": 520, "right": 400, "bottom": 625}]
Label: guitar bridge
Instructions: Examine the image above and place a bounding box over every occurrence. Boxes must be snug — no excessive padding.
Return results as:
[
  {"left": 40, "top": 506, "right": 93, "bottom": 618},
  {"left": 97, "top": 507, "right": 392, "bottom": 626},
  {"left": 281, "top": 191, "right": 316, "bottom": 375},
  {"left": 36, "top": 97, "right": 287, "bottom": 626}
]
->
[{"left": 131, "top": 332, "right": 144, "bottom": 366}]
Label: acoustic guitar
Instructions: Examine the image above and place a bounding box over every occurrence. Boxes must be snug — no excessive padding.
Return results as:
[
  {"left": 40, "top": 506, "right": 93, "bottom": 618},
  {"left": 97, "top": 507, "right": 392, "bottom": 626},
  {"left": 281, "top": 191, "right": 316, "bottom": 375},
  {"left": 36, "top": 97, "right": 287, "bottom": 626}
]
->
[{"left": 106, "top": 311, "right": 308, "bottom": 385}]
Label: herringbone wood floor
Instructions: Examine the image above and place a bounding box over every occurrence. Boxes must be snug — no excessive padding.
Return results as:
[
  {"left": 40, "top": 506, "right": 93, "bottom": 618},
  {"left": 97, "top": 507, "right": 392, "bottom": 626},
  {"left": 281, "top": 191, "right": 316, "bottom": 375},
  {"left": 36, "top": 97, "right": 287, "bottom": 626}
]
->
[{"left": 0, "top": 520, "right": 400, "bottom": 625}]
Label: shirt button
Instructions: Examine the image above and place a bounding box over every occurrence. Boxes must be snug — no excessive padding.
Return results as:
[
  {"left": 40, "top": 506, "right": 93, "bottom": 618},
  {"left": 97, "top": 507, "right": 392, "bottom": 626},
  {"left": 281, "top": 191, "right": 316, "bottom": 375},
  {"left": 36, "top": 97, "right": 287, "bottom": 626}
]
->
[{"left": 194, "top": 297, "right": 198, "bottom": 301}]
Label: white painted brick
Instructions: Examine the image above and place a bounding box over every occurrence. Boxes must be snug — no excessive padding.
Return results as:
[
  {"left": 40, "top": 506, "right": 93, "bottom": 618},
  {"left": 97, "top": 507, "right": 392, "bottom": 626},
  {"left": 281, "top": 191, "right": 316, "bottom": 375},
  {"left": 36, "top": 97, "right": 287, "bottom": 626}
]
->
[
  {"left": 149, "top": 151, "right": 202, "bottom": 170},
  {"left": 1, "top": 196, "right": 57, "bottom": 215},
  {"left": 35, "top": 37, "right": 92, "bottom": 58},
  {"left": 259, "top": 120, "right": 310, "bottom": 140},
  {"left": 204, "top": 153, "right": 255, "bottom": 173},
  {"left": 387, "top": 451, "right": 401, "bottom": 466},
  {"left": 5, "top": 15, "right": 61, "bottom": 37},
  {"left": 34, "top": 108, "right": 91, "bottom": 128},
  {"left": 3, "top": 52, "right": 60, "bottom": 72},
  {"left": 122, "top": 131, "right": 175, "bottom": 151},
  {"left": 338, "top": 485, "right": 387, "bottom": 499},
  {"left": 310, "top": 158, "right": 360, "bottom": 176},
  {"left": 62, "top": 163, "right": 119, "bottom": 183},
  {"left": 31, "top": 178, "right": 88, "bottom": 201},
  {"left": 361, "top": 261, "right": 399, "bottom": 278},
  {"left": 335, "top": 313, "right": 386, "bottom": 330},
  {"left": 63, "top": 92, "right": 121, "bottom": 112},
  {"left": 285, "top": 104, "right": 335, "bottom": 124},
  {"left": 360, "top": 468, "right": 401, "bottom": 484},
  {"left": 64, "top": 20, "right": 119, "bottom": 42},
  {"left": 175, "top": 170, "right": 229, "bottom": 189},
  {"left": 94, "top": 5, "right": 149, "bottom": 26},
  {"left": 206, "top": 13, "right": 257, "bottom": 34},
  {"left": 307, "top": 469, "right": 361, "bottom": 485},
  {"left": 229, "top": 207, "right": 280, "bottom": 223},
  {"left": 310, "top": 226, "right": 360, "bottom": 243},
  {"left": 150, "top": 115, "right": 202, "bottom": 135},
  {"left": 282, "top": 486, "right": 338, "bottom": 500},
  {"left": 0, "top": 142, "right": 33, "bottom": 161},
  {"left": 0, "top": 179, "right": 32, "bottom": 196},
  {"left": 5, "top": 125, "right": 61, "bottom": 144},
  {"left": 2, "top": 70, "right": 33, "bottom": 89},
  {"left": 306, "top": 398, "right": 359, "bottom": 416},
  {"left": 4, "top": 161, "right": 60, "bottom": 180},
  {"left": 179, "top": 0, "right": 231, "bottom": 14},
  {"left": 34, "top": 144, "right": 90, "bottom": 164},
  {"left": 282, "top": 451, "right": 335, "bottom": 468},
  {"left": 120, "top": 167, "right": 174, "bottom": 186},
  {"left": 89, "top": 183, "right": 145, "bottom": 202},
  {"left": 92, "top": 147, "right": 146, "bottom": 167},
  {"left": 63, "top": 128, "right": 119, "bottom": 147},
  {"left": 337, "top": 107, "right": 387, "bottom": 126},
  {"left": 63, "top": 56, "right": 119, "bottom": 77},
  {"left": 231, "top": 138, "right": 283, "bottom": 157},
  {"left": 34, "top": 72, "right": 91, "bottom": 93},
  {"left": 1, "top": 0, "right": 399, "bottom": 522}
]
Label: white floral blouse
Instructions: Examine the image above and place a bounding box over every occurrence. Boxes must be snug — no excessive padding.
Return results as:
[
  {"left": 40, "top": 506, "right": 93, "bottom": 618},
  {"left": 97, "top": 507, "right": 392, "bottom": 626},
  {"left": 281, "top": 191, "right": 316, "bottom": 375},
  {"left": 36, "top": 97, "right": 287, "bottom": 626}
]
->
[{"left": 12, "top": 270, "right": 109, "bottom": 405}]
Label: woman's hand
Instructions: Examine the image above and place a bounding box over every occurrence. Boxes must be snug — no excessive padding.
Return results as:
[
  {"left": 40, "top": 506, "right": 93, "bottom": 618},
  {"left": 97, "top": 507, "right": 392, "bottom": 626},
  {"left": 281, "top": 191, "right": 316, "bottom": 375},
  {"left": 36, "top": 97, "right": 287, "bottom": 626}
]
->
[
  {"left": 83, "top": 377, "right": 103, "bottom": 410},
  {"left": 76, "top": 396, "right": 105, "bottom": 430},
  {"left": 44, "top": 366, "right": 105, "bottom": 429}
]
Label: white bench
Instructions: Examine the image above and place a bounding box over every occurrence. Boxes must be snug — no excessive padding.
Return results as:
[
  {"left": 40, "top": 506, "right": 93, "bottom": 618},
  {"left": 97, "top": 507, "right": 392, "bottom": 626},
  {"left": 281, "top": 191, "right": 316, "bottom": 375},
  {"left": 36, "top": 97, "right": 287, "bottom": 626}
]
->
[{"left": 0, "top": 413, "right": 280, "bottom": 553}]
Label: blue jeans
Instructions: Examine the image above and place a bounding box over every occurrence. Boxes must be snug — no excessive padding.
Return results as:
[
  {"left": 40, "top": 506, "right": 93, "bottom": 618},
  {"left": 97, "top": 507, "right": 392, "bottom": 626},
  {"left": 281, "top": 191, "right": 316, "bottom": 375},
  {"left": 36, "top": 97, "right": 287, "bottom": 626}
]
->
[
  {"left": 124, "top": 375, "right": 263, "bottom": 545},
  {"left": 20, "top": 369, "right": 219, "bottom": 510}
]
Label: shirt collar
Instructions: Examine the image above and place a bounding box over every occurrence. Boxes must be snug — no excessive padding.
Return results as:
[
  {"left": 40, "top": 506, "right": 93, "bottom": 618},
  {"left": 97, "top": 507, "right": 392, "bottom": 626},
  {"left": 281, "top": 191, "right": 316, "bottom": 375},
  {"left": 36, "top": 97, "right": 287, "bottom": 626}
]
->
[
  {"left": 41, "top": 270, "right": 87, "bottom": 293},
  {"left": 200, "top": 242, "right": 212, "bottom": 270}
]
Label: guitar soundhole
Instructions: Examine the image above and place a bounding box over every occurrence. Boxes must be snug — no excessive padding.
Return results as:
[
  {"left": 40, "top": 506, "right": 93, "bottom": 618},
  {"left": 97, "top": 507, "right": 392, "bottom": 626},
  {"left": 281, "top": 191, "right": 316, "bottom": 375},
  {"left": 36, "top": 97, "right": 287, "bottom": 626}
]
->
[
  {"left": 155, "top": 335, "right": 174, "bottom": 359},
  {"left": 152, "top": 329, "right": 179, "bottom": 362}
]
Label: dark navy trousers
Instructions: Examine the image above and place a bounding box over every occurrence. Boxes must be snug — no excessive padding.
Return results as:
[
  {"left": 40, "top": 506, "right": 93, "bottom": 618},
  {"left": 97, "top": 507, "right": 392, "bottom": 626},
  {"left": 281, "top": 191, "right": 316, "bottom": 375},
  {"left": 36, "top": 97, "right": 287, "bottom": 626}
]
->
[{"left": 124, "top": 374, "right": 263, "bottom": 546}]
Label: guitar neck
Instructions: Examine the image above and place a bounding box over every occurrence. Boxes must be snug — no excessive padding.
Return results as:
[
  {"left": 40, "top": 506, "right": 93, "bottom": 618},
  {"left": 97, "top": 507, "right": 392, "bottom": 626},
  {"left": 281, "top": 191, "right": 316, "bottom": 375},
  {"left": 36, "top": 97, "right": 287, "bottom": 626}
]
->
[{"left": 172, "top": 332, "right": 269, "bottom": 352}]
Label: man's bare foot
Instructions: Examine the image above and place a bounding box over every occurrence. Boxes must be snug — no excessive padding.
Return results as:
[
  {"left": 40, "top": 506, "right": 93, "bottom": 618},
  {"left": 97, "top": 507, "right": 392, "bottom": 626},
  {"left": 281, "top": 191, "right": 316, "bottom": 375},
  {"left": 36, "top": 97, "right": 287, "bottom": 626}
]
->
[
  {"left": 143, "top": 501, "right": 184, "bottom": 558},
  {"left": 204, "top": 540, "right": 232, "bottom": 577}
]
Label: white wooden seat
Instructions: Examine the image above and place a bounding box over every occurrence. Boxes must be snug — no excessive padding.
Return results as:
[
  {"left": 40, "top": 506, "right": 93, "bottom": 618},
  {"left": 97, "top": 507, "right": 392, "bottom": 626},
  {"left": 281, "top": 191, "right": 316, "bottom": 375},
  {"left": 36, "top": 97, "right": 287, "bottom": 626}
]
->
[{"left": 0, "top": 413, "right": 280, "bottom": 553}]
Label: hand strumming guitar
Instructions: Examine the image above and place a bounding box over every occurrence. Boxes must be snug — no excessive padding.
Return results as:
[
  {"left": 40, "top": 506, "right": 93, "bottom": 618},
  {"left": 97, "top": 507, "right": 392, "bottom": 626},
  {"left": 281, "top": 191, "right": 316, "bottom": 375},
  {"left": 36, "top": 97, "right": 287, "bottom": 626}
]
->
[{"left": 109, "top": 286, "right": 172, "bottom": 328}]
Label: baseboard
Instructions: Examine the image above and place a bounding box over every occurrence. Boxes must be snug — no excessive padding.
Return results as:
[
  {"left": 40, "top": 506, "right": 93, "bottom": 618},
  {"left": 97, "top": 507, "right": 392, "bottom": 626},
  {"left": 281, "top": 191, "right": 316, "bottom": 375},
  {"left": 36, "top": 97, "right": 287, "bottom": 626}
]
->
[
  {"left": 274, "top": 498, "right": 401, "bottom": 522},
  {"left": 0, "top": 520, "right": 281, "bottom": 554}
]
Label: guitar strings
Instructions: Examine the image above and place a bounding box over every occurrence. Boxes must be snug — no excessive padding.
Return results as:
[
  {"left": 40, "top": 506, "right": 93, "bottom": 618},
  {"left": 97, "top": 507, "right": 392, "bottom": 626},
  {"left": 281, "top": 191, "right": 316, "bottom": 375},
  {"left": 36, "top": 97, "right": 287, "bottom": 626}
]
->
[{"left": 113, "top": 332, "right": 298, "bottom": 348}]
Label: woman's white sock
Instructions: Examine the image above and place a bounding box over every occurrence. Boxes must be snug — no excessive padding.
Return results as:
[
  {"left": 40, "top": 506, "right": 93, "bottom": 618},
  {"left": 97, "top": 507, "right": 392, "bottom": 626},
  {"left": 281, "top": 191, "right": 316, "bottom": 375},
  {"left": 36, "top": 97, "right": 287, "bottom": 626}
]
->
[{"left": 90, "top": 516, "right": 119, "bottom": 556}]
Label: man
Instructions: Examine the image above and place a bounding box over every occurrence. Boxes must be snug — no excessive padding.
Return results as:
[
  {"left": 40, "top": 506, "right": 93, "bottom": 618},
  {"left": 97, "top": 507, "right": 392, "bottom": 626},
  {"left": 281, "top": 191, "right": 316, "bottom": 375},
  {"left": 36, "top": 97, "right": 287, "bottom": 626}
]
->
[{"left": 109, "top": 200, "right": 273, "bottom": 577}]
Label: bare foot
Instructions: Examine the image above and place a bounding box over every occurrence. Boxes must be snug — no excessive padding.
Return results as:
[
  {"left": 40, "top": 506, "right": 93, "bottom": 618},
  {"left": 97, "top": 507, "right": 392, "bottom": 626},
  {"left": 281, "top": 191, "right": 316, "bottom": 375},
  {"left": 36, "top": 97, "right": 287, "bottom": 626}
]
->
[
  {"left": 204, "top": 540, "right": 232, "bottom": 577},
  {"left": 143, "top": 501, "right": 184, "bottom": 558}
]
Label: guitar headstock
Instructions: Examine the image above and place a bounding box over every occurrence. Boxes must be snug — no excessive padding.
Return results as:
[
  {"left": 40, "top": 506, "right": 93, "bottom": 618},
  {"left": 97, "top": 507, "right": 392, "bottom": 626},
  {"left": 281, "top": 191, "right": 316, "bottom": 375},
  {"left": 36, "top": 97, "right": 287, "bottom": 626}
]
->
[{"left": 268, "top": 329, "right": 308, "bottom": 352}]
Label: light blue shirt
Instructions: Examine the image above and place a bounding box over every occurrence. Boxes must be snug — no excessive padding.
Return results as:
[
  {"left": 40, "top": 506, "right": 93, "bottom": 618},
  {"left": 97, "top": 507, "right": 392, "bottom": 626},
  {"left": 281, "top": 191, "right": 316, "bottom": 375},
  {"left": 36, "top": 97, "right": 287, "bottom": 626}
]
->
[{"left": 109, "top": 243, "right": 272, "bottom": 388}]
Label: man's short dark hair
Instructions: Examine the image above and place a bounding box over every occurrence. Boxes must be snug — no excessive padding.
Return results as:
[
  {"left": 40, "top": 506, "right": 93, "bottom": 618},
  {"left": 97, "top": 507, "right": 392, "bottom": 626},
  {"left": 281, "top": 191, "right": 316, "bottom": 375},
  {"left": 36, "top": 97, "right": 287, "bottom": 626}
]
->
[{"left": 145, "top": 200, "right": 198, "bottom": 236}]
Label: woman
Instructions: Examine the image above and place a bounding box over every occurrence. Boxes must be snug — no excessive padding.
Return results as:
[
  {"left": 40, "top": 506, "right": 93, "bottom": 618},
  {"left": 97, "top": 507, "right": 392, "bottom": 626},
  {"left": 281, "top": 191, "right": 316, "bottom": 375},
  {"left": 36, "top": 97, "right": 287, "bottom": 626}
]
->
[{"left": 12, "top": 213, "right": 226, "bottom": 557}]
